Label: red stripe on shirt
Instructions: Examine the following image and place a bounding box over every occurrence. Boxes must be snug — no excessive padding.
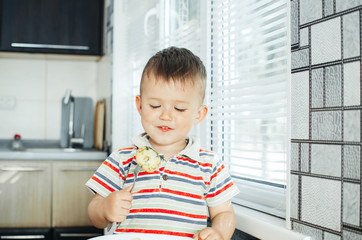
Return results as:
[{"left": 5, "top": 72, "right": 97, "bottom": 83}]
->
[
  {"left": 117, "top": 228, "right": 194, "bottom": 238},
  {"left": 103, "top": 160, "right": 125, "bottom": 181},
  {"left": 118, "top": 147, "right": 136, "bottom": 165},
  {"left": 137, "top": 170, "right": 160, "bottom": 178},
  {"left": 161, "top": 188, "right": 204, "bottom": 200},
  {"left": 199, "top": 149, "right": 213, "bottom": 153},
  {"left": 118, "top": 147, "right": 134, "bottom": 152},
  {"left": 130, "top": 208, "right": 207, "bottom": 219},
  {"left": 91, "top": 176, "right": 115, "bottom": 192},
  {"left": 127, "top": 166, "right": 159, "bottom": 180},
  {"left": 135, "top": 188, "right": 160, "bottom": 194},
  {"left": 165, "top": 169, "right": 203, "bottom": 181},
  {"left": 104, "top": 160, "right": 119, "bottom": 173},
  {"left": 210, "top": 164, "right": 225, "bottom": 182},
  {"left": 123, "top": 155, "right": 135, "bottom": 165},
  {"left": 206, "top": 182, "right": 234, "bottom": 198},
  {"left": 177, "top": 156, "right": 213, "bottom": 168}
]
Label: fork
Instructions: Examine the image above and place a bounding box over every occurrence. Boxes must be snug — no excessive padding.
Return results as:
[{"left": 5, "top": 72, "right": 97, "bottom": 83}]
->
[
  {"left": 107, "top": 164, "right": 141, "bottom": 234},
  {"left": 131, "top": 165, "right": 141, "bottom": 191}
]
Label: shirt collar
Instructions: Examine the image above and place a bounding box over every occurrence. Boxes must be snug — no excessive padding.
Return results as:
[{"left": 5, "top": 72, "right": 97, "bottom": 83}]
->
[{"left": 131, "top": 133, "right": 200, "bottom": 161}]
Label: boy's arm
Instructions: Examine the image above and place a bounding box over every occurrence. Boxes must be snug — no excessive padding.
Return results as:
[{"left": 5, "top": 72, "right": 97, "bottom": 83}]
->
[
  {"left": 193, "top": 200, "right": 236, "bottom": 240},
  {"left": 87, "top": 194, "right": 110, "bottom": 229},
  {"left": 87, "top": 185, "right": 133, "bottom": 229},
  {"left": 209, "top": 200, "right": 236, "bottom": 239}
]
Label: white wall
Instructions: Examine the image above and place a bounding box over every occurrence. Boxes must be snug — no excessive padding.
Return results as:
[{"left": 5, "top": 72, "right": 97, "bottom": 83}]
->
[{"left": 0, "top": 53, "right": 104, "bottom": 140}]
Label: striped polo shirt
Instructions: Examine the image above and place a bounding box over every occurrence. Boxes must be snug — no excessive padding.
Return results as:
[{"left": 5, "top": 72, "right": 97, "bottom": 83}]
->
[{"left": 86, "top": 134, "right": 239, "bottom": 238}]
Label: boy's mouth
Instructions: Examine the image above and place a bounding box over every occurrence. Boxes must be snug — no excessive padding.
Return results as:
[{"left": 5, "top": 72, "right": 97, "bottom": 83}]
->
[{"left": 158, "top": 125, "right": 172, "bottom": 132}]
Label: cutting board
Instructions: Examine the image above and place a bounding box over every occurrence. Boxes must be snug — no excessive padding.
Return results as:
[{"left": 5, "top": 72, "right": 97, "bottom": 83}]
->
[{"left": 93, "top": 99, "right": 105, "bottom": 150}]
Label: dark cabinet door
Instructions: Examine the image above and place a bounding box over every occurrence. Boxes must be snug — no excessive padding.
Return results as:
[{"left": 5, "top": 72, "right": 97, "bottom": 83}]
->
[{"left": 0, "top": 0, "right": 103, "bottom": 55}]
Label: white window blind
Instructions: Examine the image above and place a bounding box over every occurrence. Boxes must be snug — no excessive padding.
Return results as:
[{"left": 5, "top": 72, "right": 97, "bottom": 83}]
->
[{"left": 207, "top": 0, "right": 289, "bottom": 217}]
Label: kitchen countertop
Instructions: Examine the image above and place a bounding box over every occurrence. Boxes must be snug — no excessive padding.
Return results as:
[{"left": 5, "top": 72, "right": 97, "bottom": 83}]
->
[{"left": 0, "top": 148, "right": 108, "bottom": 160}]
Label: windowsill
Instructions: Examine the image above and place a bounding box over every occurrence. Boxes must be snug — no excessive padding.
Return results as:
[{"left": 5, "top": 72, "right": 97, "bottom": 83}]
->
[{"left": 233, "top": 204, "right": 310, "bottom": 240}]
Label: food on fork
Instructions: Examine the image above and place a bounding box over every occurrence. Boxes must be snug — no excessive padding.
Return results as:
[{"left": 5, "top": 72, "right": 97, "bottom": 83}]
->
[{"left": 135, "top": 146, "right": 161, "bottom": 173}]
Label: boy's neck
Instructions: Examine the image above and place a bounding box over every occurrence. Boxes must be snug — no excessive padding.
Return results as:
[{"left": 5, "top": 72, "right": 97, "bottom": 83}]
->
[{"left": 149, "top": 139, "right": 188, "bottom": 161}]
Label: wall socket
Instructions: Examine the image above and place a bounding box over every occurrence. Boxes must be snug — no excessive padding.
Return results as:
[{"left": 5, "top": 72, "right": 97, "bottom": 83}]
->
[{"left": 0, "top": 96, "right": 16, "bottom": 110}]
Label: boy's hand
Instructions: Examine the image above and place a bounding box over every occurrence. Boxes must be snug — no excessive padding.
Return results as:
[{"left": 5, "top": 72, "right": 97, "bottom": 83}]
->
[
  {"left": 193, "top": 227, "right": 224, "bottom": 240},
  {"left": 102, "top": 185, "right": 133, "bottom": 223}
]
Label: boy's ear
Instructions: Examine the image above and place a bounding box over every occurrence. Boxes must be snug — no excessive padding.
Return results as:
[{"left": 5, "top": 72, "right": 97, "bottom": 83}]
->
[
  {"left": 194, "top": 105, "right": 208, "bottom": 125},
  {"left": 135, "top": 95, "right": 142, "bottom": 113}
]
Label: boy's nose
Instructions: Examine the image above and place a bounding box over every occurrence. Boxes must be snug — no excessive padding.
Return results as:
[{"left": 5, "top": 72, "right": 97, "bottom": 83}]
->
[{"left": 159, "top": 109, "right": 172, "bottom": 121}]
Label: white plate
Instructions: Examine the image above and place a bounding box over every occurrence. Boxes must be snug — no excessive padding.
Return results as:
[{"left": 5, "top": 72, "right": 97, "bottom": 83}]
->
[{"left": 89, "top": 233, "right": 193, "bottom": 240}]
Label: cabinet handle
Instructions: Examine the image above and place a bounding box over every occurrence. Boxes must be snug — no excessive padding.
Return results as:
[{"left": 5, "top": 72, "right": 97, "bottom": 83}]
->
[
  {"left": 59, "top": 233, "right": 101, "bottom": 238},
  {"left": 60, "top": 167, "right": 98, "bottom": 172},
  {"left": 1, "top": 235, "right": 45, "bottom": 239},
  {"left": 0, "top": 167, "right": 45, "bottom": 172},
  {"left": 11, "top": 43, "right": 89, "bottom": 51}
]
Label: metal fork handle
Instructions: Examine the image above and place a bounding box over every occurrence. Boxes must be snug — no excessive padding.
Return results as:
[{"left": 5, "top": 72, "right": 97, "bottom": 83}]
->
[
  {"left": 131, "top": 165, "right": 141, "bottom": 191},
  {"left": 109, "top": 165, "right": 141, "bottom": 234}
]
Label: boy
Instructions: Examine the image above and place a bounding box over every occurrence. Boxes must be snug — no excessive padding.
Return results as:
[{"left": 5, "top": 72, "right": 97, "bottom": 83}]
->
[{"left": 86, "top": 47, "right": 239, "bottom": 240}]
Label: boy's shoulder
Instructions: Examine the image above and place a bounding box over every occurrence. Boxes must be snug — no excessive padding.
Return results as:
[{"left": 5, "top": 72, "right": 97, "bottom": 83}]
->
[
  {"left": 198, "top": 149, "right": 215, "bottom": 157},
  {"left": 195, "top": 149, "right": 217, "bottom": 165}
]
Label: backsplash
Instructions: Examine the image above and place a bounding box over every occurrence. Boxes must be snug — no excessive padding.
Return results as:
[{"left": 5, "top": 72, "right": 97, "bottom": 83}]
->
[
  {"left": 290, "top": 0, "right": 361, "bottom": 239},
  {"left": 0, "top": 54, "right": 99, "bottom": 140}
]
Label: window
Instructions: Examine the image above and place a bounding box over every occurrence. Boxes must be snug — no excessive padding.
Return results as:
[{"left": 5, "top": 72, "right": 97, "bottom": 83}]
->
[
  {"left": 113, "top": 0, "right": 203, "bottom": 147},
  {"left": 206, "top": 0, "right": 289, "bottom": 217},
  {"left": 113, "top": 0, "right": 289, "bottom": 218}
]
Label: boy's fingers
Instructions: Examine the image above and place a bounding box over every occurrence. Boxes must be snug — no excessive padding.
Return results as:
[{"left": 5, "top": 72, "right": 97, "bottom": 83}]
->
[
  {"left": 124, "top": 184, "right": 133, "bottom": 192},
  {"left": 195, "top": 228, "right": 215, "bottom": 240}
]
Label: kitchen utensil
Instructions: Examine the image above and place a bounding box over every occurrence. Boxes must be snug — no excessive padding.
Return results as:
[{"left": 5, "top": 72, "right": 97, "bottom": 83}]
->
[
  {"left": 93, "top": 99, "right": 105, "bottom": 150},
  {"left": 107, "top": 165, "right": 141, "bottom": 234},
  {"left": 131, "top": 165, "right": 141, "bottom": 191}
]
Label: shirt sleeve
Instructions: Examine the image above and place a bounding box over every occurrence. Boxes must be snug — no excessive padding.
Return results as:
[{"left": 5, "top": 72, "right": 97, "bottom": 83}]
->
[
  {"left": 205, "top": 156, "right": 240, "bottom": 207},
  {"left": 85, "top": 151, "right": 125, "bottom": 198}
]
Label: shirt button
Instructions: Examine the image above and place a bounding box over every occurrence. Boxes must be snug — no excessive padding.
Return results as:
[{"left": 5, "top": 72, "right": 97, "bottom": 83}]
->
[{"left": 162, "top": 174, "right": 168, "bottom": 181}]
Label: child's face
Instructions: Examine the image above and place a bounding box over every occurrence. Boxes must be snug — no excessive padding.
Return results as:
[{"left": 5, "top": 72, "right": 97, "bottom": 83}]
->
[{"left": 136, "top": 75, "right": 207, "bottom": 152}]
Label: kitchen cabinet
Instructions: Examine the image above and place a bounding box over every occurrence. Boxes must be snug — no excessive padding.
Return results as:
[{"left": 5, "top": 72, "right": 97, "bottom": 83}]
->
[
  {"left": 52, "top": 161, "right": 101, "bottom": 227},
  {"left": 0, "top": 0, "right": 104, "bottom": 55},
  {"left": 0, "top": 145, "right": 108, "bottom": 238},
  {"left": 52, "top": 160, "right": 103, "bottom": 239},
  {"left": 0, "top": 161, "right": 52, "bottom": 228},
  {"left": 0, "top": 158, "right": 104, "bottom": 239}
]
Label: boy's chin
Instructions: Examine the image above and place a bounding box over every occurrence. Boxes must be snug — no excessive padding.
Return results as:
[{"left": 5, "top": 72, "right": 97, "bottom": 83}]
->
[{"left": 149, "top": 134, "right": 186, "bottom": 145}]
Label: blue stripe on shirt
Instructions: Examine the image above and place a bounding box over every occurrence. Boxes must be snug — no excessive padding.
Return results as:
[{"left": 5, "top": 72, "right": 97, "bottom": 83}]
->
[
  {"left": 133, "top": 193, "right": 206, "bottom": 206},
  {"left": 208, "top": 176, "right": 232, "bottom": 194},
  {"left": 94, "top": 172, "right": 121, "bottom": 191},
  {"left": 126, "top": 214, "right": 206, "bottom": 225},
  {"left": 172, "top": 159, "right": 212, "bottom": 174}
]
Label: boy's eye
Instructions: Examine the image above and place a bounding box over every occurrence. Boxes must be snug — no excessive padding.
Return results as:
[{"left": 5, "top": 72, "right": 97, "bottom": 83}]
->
[
  {"left": 175, "top": 107, "right": 186, "bottom": 112},
  {"left": 150, "top": 105, "right": 160, "bottom": 109}
]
